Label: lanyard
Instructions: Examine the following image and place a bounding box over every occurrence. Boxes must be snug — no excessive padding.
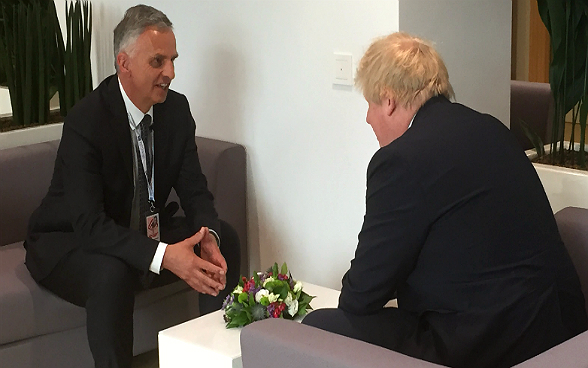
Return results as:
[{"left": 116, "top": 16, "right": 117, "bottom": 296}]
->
[{"left": 135, "top": 124, "right": 155, "bottom": 210}]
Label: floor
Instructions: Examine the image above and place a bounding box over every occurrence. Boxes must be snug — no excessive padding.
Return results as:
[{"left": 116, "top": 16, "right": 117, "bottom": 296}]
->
[{"left": 132, "top": 349, "right": 159, "bottom": 368}]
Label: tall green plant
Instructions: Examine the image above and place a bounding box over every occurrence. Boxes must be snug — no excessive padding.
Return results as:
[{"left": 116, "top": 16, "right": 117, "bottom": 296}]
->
[
  {"left": 0, "top": 1, "right": 57, "bottom": 128},
  {"left": 0, "top": 0, "right": 92, "bottom": 130},
  {"left": 58, "top": 0, "right": 92, "bottom": 117},
  {"left": 537, "top": 0, "right": 588, "bottom": 169},
  {"left": 0, "top": 0, "right": 54, "bottom": 88}
]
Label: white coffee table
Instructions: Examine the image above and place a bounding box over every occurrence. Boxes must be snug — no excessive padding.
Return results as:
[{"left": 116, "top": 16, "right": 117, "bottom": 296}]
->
[{"left": 158, "top": 282, "right": 341, "bottom": 368}]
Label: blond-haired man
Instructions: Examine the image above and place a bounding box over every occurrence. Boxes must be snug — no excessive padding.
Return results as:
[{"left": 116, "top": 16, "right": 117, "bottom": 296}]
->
[{"left": 302, "top": 33, "right": 587, "bottom": 368}]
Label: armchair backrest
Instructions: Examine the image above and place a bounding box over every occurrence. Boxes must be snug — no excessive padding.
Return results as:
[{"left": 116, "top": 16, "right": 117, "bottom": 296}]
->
[
  {"left": 510, "top": 80, "right": 553, "bottom": 151},
  {"left": 0, "top": 140, "right": 59, "bottom": 247}
]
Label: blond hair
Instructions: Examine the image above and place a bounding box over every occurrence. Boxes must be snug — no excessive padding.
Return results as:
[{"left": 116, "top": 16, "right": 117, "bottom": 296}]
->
[{"left": 355, "top": 32, "right": 454, "bottom": 109}]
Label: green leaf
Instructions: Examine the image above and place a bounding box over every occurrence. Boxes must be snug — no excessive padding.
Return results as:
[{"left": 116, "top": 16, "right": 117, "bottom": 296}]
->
[
  {"left": 578, "top": 96, "right": 587, "bottom": 168},
  {"left": 294, "top": 289, "right": 301, "bottom": 299},
  {"left": 226, "top": 320, "right": 240, "bottom": 328},
  {"left": 299, "top": 292, "right": 315, "bottom": 306},
  {"left": 280, "top": 262, "right": 288, "bottom": 275},
  {"left": 23, "top": 3, "right": 33, "bottom": 126},
  {"left": 260, "top": 296, "right": 270, "bottom": 306},
  {"left": 518, "top": 119, "right": 545, "bottom": 156},
  {"left": 297, "top": 308, "right": 308, "bottom": 317},
  {"left": 226, "top": 309, "right": 250, "bottom": 328},
  {"left": 263, "top": 280, "right": 278, "bottom": 291},
  {"left": 237, "top": 292, "right": 249, "bottom": 304},
  {"left": 272, "top": 262, "right": 279, "bottom": 276},
  {"left": 263, "top": 280, "right": 274, "bottom": 291},
  {"left": 250, "top": 303, "right": 267, "bottom": 321},
  {"left": 538, "top": 0, "right": 588, "bottom": 158},
  {"left": 271, "top": 283, "right": 288, "bottom": 300},
  {"left": 227, "top": 302, "right": 243, "bottom": 314}
]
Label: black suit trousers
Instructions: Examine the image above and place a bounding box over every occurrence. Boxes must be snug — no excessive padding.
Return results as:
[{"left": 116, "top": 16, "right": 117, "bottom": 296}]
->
[{"left": 38, "top": 219, "right": 241, "bottom": 368}]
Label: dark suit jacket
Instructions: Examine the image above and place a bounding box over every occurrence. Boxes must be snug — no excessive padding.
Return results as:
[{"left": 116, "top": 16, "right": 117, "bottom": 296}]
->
[
  {"left": 25, "top": 75, "right": 220, "bottom": 281},
  {"left": 339, "top": 96, "right": 587, "bottom": 367}
]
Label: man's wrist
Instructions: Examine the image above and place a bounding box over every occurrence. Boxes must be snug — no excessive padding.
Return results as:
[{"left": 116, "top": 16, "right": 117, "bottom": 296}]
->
[{"left": 149, "top": 242, "right": 168, "bottom": 274}]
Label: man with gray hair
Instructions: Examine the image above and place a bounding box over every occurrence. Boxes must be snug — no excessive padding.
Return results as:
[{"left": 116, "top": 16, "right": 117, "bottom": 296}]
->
[
  {"left": 303, "top": 32, "right": 586, "bottom": 368},
  {"left": 24, "top": 5, "right": 240, "bottom": 367}
]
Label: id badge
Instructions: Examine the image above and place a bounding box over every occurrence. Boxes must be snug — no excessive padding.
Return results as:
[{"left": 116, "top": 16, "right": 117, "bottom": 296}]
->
[{"left": 146, "top": 212, "right": 160, "bottom": 241}]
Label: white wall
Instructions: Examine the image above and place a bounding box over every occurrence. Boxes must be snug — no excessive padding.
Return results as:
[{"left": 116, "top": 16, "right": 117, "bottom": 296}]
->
[
  {"left": 169, "top": 0, "right": 399, "bottom": 287},
  {"left": 399, "top": 0, "right": 512, "bottom": 127},
  {"left": 0, "top": 89, "right": 10, "bottom": 116}
]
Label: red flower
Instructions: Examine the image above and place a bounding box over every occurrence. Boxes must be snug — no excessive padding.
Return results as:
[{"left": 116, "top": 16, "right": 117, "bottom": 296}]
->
[
  {"left": 269, "top": 302, "right": 287, "bottom": 318},
  {"left": 242, "top": 279, "right": 255, "bottom": 292},
  {"left": 268, "top": 302, "right": 287, "bottom": 318}
]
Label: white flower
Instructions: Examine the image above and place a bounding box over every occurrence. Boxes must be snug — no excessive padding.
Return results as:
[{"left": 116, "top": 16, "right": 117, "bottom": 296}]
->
[
  {"left": 267, "top": 293, "right": 280, "bottom": 303},
  {"left": 293, "top": 281, "right": 303, "bottom": 293},
  {"left": 284, "top": 292, "right": 293, "bottom": 307},
  {"left": 233, "top": 286, "right": 243, "bottom": 294},
  {"left": 263, "top": 276, "right": 275, "bottom": 287},
  {"left": 287, "top": 299, "right": 299, "bottom": 316},
  {"left": 255, "top": 289, "right": 269, "bottom": 303}
]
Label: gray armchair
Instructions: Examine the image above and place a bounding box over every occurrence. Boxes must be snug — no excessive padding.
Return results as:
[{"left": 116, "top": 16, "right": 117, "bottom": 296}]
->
[
  {"left": 510, "top": 80, "right": 554, "bottom": 151},
  {"left": 241, "top": 207, "right": 588, "bottom": 368},
  {"left": 0, "top": 136, "right": 247, "bottom": 368}
]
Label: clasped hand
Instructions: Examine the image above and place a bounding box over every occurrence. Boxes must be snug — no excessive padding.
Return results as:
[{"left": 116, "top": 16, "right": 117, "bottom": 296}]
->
[{"left": 162, "top": 227, "right": 227, "bottom": 296}]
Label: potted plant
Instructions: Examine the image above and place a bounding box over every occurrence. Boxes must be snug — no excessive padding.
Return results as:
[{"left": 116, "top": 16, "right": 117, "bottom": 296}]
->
[
  {"left": 0, "top": 0, "right": 92, "bottom": 133},
  {"left": 0, "top": 0, "right": 60, "bottom": 131},
  {"left": 529, "top": 0, "right": 588, "bottom": 212}
]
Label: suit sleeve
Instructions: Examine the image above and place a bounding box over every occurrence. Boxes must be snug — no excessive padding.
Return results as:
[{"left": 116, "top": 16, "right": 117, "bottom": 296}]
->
[
  {"left": 339, "top": 149, "right": 429, "bottom": 315},
  {"left": 59, "top": 118, "right": 158, "bottom": 272},
  {"left": 173, "top": 97, "right": 221, "bottom": 237}
]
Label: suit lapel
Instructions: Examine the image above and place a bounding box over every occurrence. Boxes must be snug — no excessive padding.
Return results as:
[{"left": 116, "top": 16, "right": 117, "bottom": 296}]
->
[
  {"left": 102, "top": 76, "right": 173, "bottom": 206},
  {"left": 103, "top": 75, "right": 134, "bottom": 182}
]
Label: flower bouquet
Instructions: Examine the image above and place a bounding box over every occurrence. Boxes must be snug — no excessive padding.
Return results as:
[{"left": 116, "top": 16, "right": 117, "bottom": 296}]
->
[{"left": 222, "top": 262, "right": 315, "bottom": 328}]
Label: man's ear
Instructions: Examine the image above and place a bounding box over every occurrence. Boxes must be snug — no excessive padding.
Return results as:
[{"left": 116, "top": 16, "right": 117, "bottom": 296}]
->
[
  {"left": 383, "top": 94, "right": 396, "bottom": 116},
  {"left": 116, "top": 52, "right": 129, "bottom": 74}
]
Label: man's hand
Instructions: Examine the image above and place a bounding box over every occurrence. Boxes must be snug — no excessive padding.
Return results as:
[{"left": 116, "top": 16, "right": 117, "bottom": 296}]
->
[
  {"left": 200, "top": 229, "right": 228, "bottom": 287},
  {"left": 162, "top": 228, "right": 226, "bottom": 295}
]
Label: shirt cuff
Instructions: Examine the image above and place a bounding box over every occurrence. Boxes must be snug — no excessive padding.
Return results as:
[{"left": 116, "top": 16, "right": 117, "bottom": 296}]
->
[
  {"left": 209, "top": 229, "right": 221, "bottom": 248},
  {"left": 149, "top": 242, "right": 168, "bottom": 274}
]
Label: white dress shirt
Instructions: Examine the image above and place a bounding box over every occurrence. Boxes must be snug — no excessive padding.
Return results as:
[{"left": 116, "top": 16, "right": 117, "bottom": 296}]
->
[{"left": 118, "top": 79, "right": 168, "bottom": 274}]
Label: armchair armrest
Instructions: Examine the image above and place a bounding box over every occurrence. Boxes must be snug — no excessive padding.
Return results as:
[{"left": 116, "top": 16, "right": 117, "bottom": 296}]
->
[
  {"left": 167, "top": 136, "right": 247, "bottom": 275},
  {"left": 240, "top": 318, "right": 445, "bottom": 368},
  {"left": 513, "top": 331, "right": 588, "bottom": 367},
  {"left": 195, "top": 136, "right": 247, "bottom": 275}
]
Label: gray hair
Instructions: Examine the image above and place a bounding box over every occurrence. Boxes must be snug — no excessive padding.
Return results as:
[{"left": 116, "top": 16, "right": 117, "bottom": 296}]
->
[{"left": 113, "top": 4, "right": 173, "bottom": 72}]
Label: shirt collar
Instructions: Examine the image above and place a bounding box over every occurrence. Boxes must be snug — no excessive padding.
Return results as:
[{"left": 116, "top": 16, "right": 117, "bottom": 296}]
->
[
  {"left": 118, "top": 77, "right": 153, "bottom": 130},
  {"left": 408, "top": 113, "right": 416, "bottom": 129}
]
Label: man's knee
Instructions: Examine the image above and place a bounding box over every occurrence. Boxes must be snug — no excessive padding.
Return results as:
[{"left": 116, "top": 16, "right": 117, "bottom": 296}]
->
[
  {"left": 160, "top": 216, "right": 192, "bottom": 244},
  {"left": 219, "top": 220, "right": 241, "bottom": 270},
  {"left": 87, "top": 256, "right": 138, "bottom": 298},
  {"left": 301, "top": 308, "right": 346, "bottom": 331},
  {"left": 219, "top": 220, "right": 240, "bottom": 250}
]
